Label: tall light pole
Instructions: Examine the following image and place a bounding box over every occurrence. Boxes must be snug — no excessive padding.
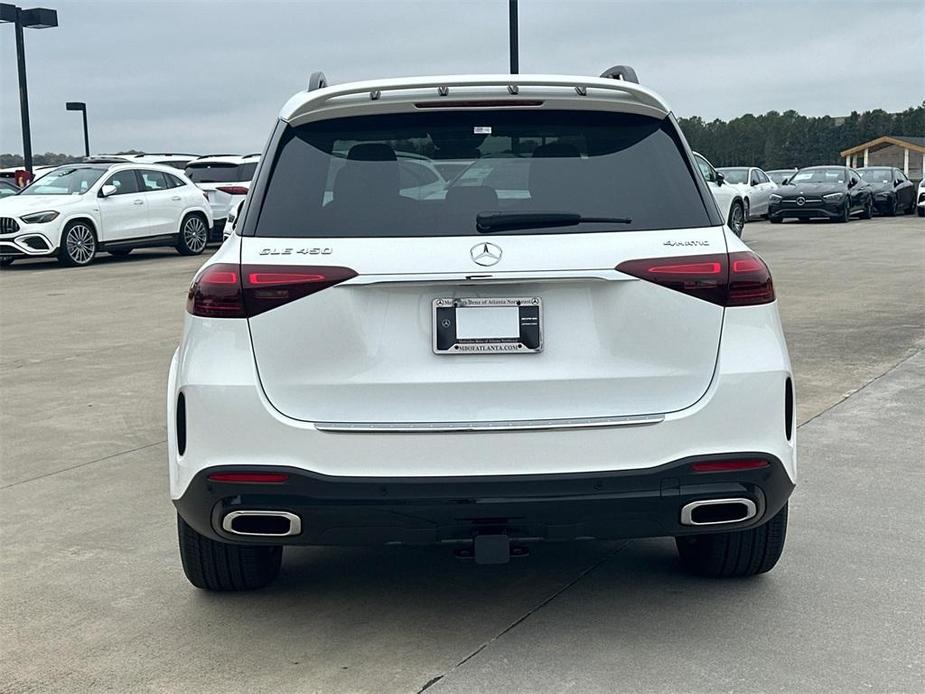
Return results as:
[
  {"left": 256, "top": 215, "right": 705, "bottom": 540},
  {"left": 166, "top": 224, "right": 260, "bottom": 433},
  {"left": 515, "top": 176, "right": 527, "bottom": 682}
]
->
[
  {"left": 508, "top": 0, "right": 519, "bottom": 74},
  {"left": 0, "top": 4, "right": 59, "bottom": 174},
  {"left": 66, "top": 101, "right": 89, "bottom": 157}
]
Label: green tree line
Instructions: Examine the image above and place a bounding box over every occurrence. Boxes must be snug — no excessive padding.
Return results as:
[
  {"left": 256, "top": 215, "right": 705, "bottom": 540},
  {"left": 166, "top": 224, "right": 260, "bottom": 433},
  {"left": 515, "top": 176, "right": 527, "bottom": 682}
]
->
[
  {"left": 3, "top": 104, "right": 922, "bottom": 171},
  {"left": 678, "top": 102, "right": 924, "bottom": 170},
  {"left": 0, "top": 150, "right": 144, "bottom": 169}
]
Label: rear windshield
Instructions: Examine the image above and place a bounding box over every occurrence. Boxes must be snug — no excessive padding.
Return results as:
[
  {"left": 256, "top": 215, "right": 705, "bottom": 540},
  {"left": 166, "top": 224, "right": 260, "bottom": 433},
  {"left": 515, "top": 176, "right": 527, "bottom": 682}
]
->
[
  {"left": 251, "top": 111, "right": 713, "bottom": 237},
  {"left": 185, "top": 162, "right": 257, "bottom": 183},
  {"left": 858, "top": 168, "right": 892, "bottom": 183}
]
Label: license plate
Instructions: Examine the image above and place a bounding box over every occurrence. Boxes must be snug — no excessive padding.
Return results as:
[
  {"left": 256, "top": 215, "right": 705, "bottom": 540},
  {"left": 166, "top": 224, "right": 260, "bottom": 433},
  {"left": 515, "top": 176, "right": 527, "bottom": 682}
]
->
[{"left": 433, "top": 297, "right": 542, "bottom": 354}]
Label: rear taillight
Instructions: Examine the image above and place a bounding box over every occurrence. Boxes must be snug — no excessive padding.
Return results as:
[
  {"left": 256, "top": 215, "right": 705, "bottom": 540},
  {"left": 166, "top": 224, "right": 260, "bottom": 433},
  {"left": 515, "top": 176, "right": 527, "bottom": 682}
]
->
[
  {"left": 726, "top": 252, "right": 775, "bottom": 306},
  {"left": 216, "top": 185, "right": 249, "bottom": 195},
  {"left": 187, "top": 263, "right": 245, "bottom": 318},
  {"left": 187, "top": 264, "right": 356, "bottom": 318},
  {"left": 615, "top": 251, "right": 774, "bottom": 306}
]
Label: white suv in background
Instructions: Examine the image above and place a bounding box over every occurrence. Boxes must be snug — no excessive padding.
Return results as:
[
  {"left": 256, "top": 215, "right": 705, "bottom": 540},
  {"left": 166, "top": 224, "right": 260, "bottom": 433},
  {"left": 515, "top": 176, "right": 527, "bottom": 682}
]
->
[
  {"left": 184, "top": 154, "right": 259, "bottom": 241},
  {"left": 0, "top": 163, "right": 211, "bottom": 266},
  {"left": 170, "top": 69, "right": 794, "bottom": 590}
]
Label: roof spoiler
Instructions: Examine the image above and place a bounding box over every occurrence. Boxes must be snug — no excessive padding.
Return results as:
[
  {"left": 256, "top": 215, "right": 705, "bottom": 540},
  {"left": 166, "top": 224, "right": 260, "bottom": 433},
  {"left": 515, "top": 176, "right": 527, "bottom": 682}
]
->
[{"left": 599, "top": 65, "right": 638, "bottom": 84}]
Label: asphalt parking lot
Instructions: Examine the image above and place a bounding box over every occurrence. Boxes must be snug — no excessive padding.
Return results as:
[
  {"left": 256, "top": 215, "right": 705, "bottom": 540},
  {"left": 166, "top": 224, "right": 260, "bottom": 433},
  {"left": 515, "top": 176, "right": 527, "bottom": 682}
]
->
[{"left": 1, "top": 216, "right": 923, "bottom": 693}]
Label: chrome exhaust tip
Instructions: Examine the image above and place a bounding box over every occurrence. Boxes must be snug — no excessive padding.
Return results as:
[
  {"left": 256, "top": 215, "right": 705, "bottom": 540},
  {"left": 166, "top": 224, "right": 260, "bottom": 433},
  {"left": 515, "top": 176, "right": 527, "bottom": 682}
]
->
[
  {"left": 680, "top": 498, "right": 757, "bottom": 527},
  {"left": 222, "top": 510, "right": 302, "bottom": 537}
]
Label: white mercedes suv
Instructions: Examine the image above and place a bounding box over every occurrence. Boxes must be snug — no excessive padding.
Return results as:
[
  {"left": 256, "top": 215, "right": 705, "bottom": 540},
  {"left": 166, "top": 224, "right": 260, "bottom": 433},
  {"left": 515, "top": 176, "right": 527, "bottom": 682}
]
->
[
  {"left": 184, "top": 154, "right": 260, "bottom": 242},
  {"left": 169, "top": 68, "right": 795, "bottom": 590},
  {"left": 0, "top": 163, "right": 212, "bottom": 266}
]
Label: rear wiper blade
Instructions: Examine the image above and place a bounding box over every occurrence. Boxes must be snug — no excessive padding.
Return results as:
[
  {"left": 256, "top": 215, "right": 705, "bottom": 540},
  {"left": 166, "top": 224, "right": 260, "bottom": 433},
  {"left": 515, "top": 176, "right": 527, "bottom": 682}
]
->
[{"left": 476, "top": 211, "right": 632, "bottom": 233}]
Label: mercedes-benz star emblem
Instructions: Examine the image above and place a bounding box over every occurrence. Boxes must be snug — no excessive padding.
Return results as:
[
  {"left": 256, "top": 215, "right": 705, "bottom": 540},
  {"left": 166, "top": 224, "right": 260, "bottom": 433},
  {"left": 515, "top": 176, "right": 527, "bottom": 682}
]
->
[
  {"left": 796, "top": 196, "right": 806, "bottom": 206},
  {"left": 470, "top": 242, "right": 502, "bottom": 266}
]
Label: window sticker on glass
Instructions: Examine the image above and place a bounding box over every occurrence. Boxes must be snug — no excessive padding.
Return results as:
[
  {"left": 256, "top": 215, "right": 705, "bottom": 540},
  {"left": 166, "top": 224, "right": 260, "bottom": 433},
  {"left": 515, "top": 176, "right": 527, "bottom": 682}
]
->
[{"left": 474, "top": 126, "right": 492, "bottom": 134}]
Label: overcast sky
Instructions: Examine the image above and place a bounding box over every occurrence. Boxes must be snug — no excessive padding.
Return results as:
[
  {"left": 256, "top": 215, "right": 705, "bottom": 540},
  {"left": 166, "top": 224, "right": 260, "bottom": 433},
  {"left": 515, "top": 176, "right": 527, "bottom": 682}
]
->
[{"left": 1, "top": 0, "right": 923, "bottom": 156}]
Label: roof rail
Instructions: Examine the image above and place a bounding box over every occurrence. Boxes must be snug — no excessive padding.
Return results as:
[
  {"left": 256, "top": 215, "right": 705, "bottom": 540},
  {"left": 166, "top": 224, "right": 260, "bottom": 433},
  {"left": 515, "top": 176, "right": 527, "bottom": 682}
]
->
[
  {"left": 308, "top": 71, "right": 328, "bottom": 91},
  {"left": 599, "top": 65, "right": 638, "bottom": 84},
  {"left": 243, "top": 153, "right": 262, "bottom": 158},
  {"left": 194, "top": 153, "right": 237, "bottom": 159}
]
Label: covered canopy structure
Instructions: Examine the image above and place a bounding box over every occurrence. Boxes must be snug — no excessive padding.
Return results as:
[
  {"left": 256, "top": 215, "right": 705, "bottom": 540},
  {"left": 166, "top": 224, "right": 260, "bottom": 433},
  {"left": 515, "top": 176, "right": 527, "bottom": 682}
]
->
[{"left": 841, "top": 136, "right": 925, "bottom": 180}]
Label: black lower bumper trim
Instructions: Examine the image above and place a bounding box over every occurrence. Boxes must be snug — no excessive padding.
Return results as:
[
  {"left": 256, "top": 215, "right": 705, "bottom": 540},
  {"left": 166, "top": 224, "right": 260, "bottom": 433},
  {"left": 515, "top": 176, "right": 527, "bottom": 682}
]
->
[{"left": 173, "top": 453, "right": 795, "bottom": 546}]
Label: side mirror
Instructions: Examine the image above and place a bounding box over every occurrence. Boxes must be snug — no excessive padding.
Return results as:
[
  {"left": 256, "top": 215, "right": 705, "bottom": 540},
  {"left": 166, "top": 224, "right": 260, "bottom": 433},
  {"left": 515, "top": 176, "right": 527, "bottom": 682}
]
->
[
  {"left": 99, "top": 184, "right": 117, "bottom": 198},
  {"left": 715, "top": 171, "right": 725, "bottom": 186}
]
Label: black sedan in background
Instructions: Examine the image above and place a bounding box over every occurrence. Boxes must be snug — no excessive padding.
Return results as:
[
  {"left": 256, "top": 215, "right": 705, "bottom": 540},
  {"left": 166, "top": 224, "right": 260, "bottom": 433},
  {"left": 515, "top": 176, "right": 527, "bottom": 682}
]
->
[
  {"left": 768, "top": 166, "right": 873, "bottom": 223},
  {"left": 858, "top": 167, "right": 917, "bottom": 216}
]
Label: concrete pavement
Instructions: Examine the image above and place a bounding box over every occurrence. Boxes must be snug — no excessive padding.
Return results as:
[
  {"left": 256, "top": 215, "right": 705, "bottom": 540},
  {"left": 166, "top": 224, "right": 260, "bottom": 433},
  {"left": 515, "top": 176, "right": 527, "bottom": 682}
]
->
[{"left": 1, "top": 216, "right": 923, "bottom": 693}]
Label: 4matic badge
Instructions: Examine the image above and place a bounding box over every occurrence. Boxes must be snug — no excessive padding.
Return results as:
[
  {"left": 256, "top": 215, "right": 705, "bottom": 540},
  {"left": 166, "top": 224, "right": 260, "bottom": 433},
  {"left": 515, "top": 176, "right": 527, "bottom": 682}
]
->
[
  {"left": 663, "top": 240, "right": 709, "bottom": 247},
  {"left": 258, "top": 247, "right": 333, "bottom": 256}
]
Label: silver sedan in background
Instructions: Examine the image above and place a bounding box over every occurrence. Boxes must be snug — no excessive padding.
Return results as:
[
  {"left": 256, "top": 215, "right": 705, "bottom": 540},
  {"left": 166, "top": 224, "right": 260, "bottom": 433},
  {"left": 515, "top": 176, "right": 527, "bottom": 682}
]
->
[{"left": 718, "top": 166, "right": 778, "bottom": 219}]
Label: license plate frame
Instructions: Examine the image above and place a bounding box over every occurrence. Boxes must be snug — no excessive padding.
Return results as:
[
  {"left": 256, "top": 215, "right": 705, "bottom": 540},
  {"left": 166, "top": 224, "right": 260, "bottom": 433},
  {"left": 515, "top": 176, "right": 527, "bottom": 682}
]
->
[{"left": 432, "top": 297, "right": 543, "bottom": 354}]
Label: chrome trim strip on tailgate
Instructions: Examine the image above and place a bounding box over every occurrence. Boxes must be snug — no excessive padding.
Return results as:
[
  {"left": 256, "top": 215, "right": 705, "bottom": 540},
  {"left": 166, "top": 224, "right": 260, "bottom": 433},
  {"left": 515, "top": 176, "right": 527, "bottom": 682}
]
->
[{"left": 315, "top": 413, "right": 664, "bottom": 433}]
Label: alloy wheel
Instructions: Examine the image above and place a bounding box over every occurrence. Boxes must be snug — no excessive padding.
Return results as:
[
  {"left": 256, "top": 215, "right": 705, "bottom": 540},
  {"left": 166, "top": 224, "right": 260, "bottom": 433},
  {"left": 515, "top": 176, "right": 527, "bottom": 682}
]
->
[
  {"left": 184, "top": 217, "right": 207, "bottom": 253},
  {"left": 66, "top": 224, "right": 96, "bottom": 264}
]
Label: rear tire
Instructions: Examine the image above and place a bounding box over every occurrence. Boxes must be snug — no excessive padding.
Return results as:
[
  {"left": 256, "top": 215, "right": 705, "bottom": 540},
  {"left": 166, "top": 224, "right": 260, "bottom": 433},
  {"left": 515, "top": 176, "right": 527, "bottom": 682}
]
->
[
  {"left": 676, "top": 503, "right": 788, "bottom": 578},
  {"left": 177, "top": 514, "right": 282, "bottom": 591},
  {"left": 918, "top": 206, "right": 924, "bottom": 217},
  {"left": 176, "top": 214, "right": 208, "bottom": 256},
  {"left": 728, "top": 201, "right": 745, "bottom": 237},
  {"left": 0, "top": 257, "right": 14, "bottom": 267},
  {"left": 769, "top": 216, "right": 782, "bottom": 224}
]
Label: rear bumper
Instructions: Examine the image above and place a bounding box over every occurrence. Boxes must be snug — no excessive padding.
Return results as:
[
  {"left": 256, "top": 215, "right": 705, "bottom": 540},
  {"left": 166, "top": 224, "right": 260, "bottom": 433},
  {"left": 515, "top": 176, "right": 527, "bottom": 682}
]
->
[{"left": 174, "top": 454, "right": 795, "bottom": 546}]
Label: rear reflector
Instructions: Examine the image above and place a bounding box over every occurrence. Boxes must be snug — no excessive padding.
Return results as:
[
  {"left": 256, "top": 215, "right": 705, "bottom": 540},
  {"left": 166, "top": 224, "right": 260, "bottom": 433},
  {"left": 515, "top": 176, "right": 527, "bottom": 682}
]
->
[
  {"left": 187, "top": 264, "right": 357, "bottom": 318},
  {"left": 690, "top": 459, "right": 769, "bottom": 473},
  {"left": 207, "top": 472, "right": 289, "bottom": 483},
  {"left": 615, "top": 251, "right": 774, "bottom": 306},
  {"left": 216, "top": 185, "right": 249, "bottom": 195}
]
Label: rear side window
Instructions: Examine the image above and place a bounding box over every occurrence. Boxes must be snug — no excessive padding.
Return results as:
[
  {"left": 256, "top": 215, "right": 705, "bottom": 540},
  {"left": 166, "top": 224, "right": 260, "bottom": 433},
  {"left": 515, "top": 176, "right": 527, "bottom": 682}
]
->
[
  {"left": 251, "top": 110, "right": 714, "bottom": 237},
  {"left": 140, "top": 170, "right": 168, "bottom": 191},
  {"left": 164, "top": 173, "right": 186, "bottom": 189},
  {"left": 185, "top": 162, "right": 257, "bottom": 183}
]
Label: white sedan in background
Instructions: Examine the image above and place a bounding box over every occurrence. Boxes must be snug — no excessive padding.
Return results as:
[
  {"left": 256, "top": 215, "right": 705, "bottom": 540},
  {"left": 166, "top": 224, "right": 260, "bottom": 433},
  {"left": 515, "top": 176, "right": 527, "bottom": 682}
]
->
[
  {"left": 692, "top": 152, "right": 746, "bottom": 236},
  {"left": 0, "top": 163, "right": 211, "bottom": 267},
  {"left": 717, "top": 167, "right": 778, "bottom": 220}
]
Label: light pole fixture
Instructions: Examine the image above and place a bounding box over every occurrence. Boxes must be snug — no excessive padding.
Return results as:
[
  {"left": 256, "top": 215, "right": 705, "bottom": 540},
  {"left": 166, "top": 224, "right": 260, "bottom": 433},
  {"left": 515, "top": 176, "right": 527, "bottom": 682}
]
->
[
  {"left": 0, "top": 4, "right": 59, "bottom": 173},
  {"left": 66, "top": 101, "right": 89, "bottom": 157},
  {"left": 508, "top": 0, "right": 519, "bottom": 74}
]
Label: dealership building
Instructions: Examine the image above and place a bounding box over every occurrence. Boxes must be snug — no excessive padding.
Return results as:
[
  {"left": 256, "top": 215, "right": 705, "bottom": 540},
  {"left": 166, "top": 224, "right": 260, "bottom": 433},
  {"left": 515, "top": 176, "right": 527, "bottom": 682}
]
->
[{"left": 842, "top": 135, "right": 925, "bottom": 180}]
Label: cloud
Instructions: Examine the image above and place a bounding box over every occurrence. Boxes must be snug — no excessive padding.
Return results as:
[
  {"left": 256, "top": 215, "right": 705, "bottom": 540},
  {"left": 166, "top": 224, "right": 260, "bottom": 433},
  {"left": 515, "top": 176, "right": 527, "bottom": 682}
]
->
[{"left": 1, "top": 0, "right": 922, "bottom": 155}]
